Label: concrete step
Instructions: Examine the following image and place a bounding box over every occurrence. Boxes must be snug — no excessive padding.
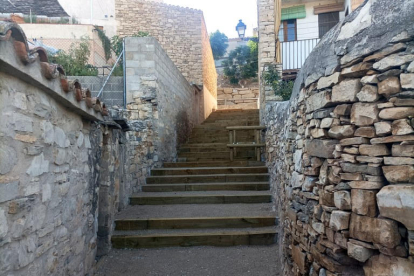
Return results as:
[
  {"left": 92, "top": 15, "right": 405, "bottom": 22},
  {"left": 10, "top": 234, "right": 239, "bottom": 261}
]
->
[
  {"left": 115, "top": 203, "right": 275, "bottom": 219},
  {"left": 163, "top": 161, "right": 265, "bottom": 168},
  {"left": 111, "top": 227, "right": 277, "bottom": 248},
  {"left": 177, "top": 151, "right": 255, "bottom": 160},
  {"left": 146, "top": 173, "right": 270, "bottom": 184},
  {"left": 150, "top": 167, "right": 268, "bottom": 176},
  {"left": 142, "top": 182, "right": 270, "bottom": 192},
  {"left": 115, "top": 216, "right": 277, "bottom": 231},
  {"left": 129, "top": 191, "right": 272, "bottom": 205}
]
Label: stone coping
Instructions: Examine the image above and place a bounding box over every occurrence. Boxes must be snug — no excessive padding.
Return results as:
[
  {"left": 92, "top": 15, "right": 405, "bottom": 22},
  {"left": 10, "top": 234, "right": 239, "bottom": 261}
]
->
[{"left": 0, "top": 21, "right": 104, "bottom": 122}]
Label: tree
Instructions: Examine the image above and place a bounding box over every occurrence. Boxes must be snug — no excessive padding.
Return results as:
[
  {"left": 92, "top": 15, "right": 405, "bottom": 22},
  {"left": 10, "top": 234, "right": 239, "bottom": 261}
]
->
[
  {"left": 210, "top": 30, "right": 229, "bottom": 60},
  {"left": 222, "top": 39, "right": 258, "bottom": 84}
]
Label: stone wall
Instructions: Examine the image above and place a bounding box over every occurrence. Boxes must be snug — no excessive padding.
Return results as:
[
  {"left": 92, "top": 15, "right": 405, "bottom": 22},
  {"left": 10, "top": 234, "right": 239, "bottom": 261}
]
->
[
  {"left": 0, "top": 22, "right": 128, "bottom": 275},
  {"left": 124, "top": 37, "right": 203, "bottom": 192},
  {"left": 116, "top": 0, "right": 212, "bottom": 88},
  {"left": 217, "top": 87, "right": 259, "bottom": 110},
  {"left": 257, "top": 0, "right": 277, "bottom": 118},
  {"left": 263, "top": 1, "right": 414, "bottom": 275}
]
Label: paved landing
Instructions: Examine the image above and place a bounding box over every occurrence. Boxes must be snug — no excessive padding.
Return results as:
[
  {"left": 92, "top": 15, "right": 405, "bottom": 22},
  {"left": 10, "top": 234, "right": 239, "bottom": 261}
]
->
[{"left": 96, "top": 245, "right": 280, "bottom": 276}]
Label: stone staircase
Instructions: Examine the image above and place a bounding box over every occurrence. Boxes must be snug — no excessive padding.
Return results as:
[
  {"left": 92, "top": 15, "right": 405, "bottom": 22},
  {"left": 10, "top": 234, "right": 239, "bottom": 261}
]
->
[{"left": 111, "top": 109, "right": 277, "bottom": 248}]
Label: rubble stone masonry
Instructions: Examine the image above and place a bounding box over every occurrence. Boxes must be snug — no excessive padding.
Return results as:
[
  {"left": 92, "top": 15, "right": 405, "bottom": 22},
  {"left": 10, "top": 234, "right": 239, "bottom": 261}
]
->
[
  {"left": 0, "top": 22, "right": 129, "bottom": 274},
  {"left": 263, "top": 0, "right": 414, "bottom": 275}
]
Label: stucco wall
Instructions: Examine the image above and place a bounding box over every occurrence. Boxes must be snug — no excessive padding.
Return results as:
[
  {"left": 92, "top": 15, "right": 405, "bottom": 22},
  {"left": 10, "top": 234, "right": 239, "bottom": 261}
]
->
[{"left": 262, "top": 0, "right": 414, "bottom": 275}]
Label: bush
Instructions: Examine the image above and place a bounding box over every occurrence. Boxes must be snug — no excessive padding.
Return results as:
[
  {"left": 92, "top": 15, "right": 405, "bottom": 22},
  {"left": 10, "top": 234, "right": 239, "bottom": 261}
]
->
[
  {"left": 263, "top": 66, "right": 294, "bottom": 101},
  {"left": 222, "top": 39, "right": 258, "bottom": 84},
  {"left": 48, "top": 36, "right": 98, "bottom": 76}
]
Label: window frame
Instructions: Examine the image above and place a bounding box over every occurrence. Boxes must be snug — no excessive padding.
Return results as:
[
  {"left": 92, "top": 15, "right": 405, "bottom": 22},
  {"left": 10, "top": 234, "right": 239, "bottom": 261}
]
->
[
  {"left": 318, "top": 11, "right": 340, "bottom": 38},
  {"left": 279, "top": 19, "right": 297, "bottom": 42}
]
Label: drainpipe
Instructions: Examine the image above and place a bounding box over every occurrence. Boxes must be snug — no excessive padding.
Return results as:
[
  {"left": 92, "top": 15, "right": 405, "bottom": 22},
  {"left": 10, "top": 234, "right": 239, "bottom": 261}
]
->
[{"left": 123, "top": 38, "right": 127, "bottom": 109}]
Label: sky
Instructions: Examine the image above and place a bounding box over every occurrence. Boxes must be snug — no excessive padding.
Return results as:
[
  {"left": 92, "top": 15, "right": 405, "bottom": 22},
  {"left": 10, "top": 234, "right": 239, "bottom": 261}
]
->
[{"left": 162, "top": 0, "right": 258, "bottom": 39}]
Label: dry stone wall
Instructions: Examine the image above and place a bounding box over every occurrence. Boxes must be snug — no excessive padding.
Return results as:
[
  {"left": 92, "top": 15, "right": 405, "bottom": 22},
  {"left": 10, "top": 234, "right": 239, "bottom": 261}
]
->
[{"left": 263, "top": 1, "right": 414, "bottom": 275}]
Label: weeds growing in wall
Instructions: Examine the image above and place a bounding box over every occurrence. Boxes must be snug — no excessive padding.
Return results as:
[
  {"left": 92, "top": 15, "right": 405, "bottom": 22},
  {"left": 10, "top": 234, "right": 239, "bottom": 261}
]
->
[{"left": 263, "top": 66, "right": 294, "bottom": 100}]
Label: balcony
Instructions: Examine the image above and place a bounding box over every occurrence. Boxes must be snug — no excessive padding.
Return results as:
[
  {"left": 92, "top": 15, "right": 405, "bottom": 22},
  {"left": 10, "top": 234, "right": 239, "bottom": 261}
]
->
[{"left": 281, "top": 38, "right": 320, "bottom": 71}]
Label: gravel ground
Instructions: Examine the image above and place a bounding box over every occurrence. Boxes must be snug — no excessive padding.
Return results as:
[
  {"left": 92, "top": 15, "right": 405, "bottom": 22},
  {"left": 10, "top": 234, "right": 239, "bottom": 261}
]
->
[{"left": 95, "top": 245, "right": 280, "bottom": 276}]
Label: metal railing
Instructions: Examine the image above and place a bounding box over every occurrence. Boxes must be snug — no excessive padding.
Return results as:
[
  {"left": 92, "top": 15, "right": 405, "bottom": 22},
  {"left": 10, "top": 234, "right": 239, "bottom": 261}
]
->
[{"left": 281, "top": 38, "right": 320, "bottom": 70}]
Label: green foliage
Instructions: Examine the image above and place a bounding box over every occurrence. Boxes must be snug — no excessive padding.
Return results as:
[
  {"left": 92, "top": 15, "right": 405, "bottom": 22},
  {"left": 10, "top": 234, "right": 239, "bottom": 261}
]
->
[
  {"left": 263, "top": 66, "right": 294, "bottom": 101},
  {"left": 94, "top": 26, "right": 112, "bottom": 61},
  {"left": 48, "top": 37, "right": 98, "bottom": 76},
  {"left": 222, "top": 39, "right": 258, "bottom": 84},
  {"left": 210, "top": 30, "right": 228, "bottom": 60}
]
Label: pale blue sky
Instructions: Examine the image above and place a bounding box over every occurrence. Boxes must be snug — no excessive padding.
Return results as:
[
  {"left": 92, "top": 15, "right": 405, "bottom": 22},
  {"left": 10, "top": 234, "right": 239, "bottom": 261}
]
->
[{"left": 162, "top": 0, "right": 258, "bottom": 38}]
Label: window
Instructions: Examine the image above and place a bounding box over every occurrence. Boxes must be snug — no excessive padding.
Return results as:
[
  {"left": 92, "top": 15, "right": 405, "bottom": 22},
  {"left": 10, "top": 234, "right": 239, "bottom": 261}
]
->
[
  {"left": 278, "top": 19, "right": 297, "bottom": 42},
  {"left": 318, "top": 12, "right": 339, "bottom": 38}
]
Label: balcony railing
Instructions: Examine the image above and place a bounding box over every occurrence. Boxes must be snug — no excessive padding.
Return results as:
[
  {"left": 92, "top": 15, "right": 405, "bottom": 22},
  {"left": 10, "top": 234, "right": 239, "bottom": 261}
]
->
[{"left": 281, "top": 38, "right": 320, "bottom": 71}]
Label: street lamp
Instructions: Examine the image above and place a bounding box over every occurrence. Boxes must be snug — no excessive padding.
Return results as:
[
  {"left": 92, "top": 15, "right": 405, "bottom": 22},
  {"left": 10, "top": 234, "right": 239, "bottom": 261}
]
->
[{"left": 236, "top": 20, "right": 247, "bottom": 39}]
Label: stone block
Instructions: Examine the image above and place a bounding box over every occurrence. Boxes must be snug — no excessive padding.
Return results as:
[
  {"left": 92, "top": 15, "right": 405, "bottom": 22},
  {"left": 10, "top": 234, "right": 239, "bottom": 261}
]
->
[
  {"left": 306, "top": 91, "right": 332, "bottom": 112},
  {"left": 383, "top": 165, "right": 414, "bottom": 183},
  {"left": 351, "top": 103, "right": 379, "bottom": 126},
  {"left": 320, "top": 118, "right": 335, "bottom": 129},
  {"left": 317, "top": 72, "right": 341, "bottom": 90},
  {"left": 400, "top": 73, "right": 414, "bottom": 89},
  {"left": 26, "top": 153, "right": 49, "bottom": 177},
  {"left": 307, "top": 140, "right": 338, "bottom": 159},
  {"left": 379, "top": 107, "right": 414, "bottom": 120},
  {"left": 341, "top": 62, "right": 373, "bottom": 78},
  {"left": 373, "top": 53, "right": 414, "bottom": 71},
  {"left": 361, "top": 75, "right": 378, "bottom": 85},
  {"left": 364, "top": 254, "right": 414, "bottom": 276},
  {"left": 333, "top": 104, "right": 351, "bottom": 117},
  {"left": 0, "top": 181, "right": 19, "bottom": 203},
  {"left": 377, "top": 184, "right": 414, "bottom": 230},
  {"left": 374, "top": 121, "right": 392, "bottom": 136},
  {"left": 341, "top": 163, "right": 382, "bottom": 176},
  {"left": 0, "top": 207, "right": 8, "bottom": 238},
  {"left": 378, "top": 77, "right": 401, "bottom": 98},
  {"left": 329, "top": 211, "right": 350, "bottom": 231},
  {"left": 291, "top": 171, "right": 304, "bottom": 189},
  {"left": 334, "top": 191, "right": 351, "bottom": 210},
  {"left": 384, "top": 157, "right": 414, "bottom": 165},
  {"left": 312, "top": 221, "right": 325, "bottom": 234},
  {"left": 354, "top": 127, "right": 375, "bottom": 138},
  {"left": 328, "top": 125, "right": 355, "bottom": 139},
  {"left": 332, "top": 79, "right": 361, "bottom": 103},
  {"left": 392, "top": 144, "right": 414, "bottom": 157},
  {"left": 292, "top": 245, "right": 307, "bottom": 274},
  {"left": 351, "top": 189, "right": 377, "bottom": 217},
  {"left": 347, "top": 241, "right": 375, "bottom": 262},
  {"left": 392, "top": 119, "right": 414, "bottom": 135},
  {"left": 0, "top": 145, "right": 17, "bottom": 175},
  {"left": 359, "top": 144, "right": 390, "bottom": 156},
  {"left": 340, "top": 137, "right": 369, "bottom": 146},
  {"left": 349, "top": 181, "right": 384, "bottom": 190},
  {"left": 356, "top": 85, "right": 379, "bottom": 102},
  {"left": 349, "top": 213, "right": 401, "bottom": 248}
]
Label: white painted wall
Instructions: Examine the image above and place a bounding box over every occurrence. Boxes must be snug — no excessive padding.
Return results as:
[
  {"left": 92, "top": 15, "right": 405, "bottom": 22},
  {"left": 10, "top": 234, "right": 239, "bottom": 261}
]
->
[
  {"left": 57, "top": 0, "right": 117, "bottom": 37},
  {"left": 282, "top": 0, "right": 350, "bottom": 41}
]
